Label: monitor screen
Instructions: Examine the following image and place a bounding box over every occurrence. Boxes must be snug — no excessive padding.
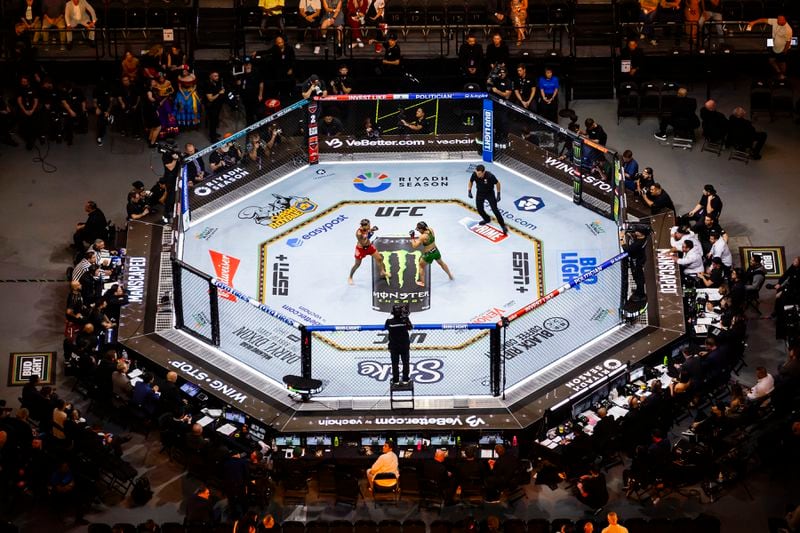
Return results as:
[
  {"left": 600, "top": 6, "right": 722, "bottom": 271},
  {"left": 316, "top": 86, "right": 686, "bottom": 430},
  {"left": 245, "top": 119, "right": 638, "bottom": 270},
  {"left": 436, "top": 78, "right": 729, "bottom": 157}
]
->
[
  {"left": 290, "top": 436, "right": 301, "bottom": 446},
  {"left": 572, "top": 396, "right": 594, "bottom": 419},
  {"left": 361, "top": 437, "right": 373, "bottom": 446},
  {"left": 397, "top": 435, "right": 416, "bottom": 446},
  {"left": 249, "top": 424, "right": 266, "bottom": 441},
  {"left": 224, "top": 411, "right": 246, "bottom": 425},
  {"left": 478, "top": 434, "right": 501, "bottom": 445},
  {"left": 180, "top": 382, "right": 200, "bottom": 397},
  {"left": 480, "top": 448, "right": 495, "bottom": 459},
  {"left": 629, "top": 366, "right": 645, "bottom": 382},
  {"left": 431, "top": 435, "right": 455, "bottom": 446},
  {"left": 275, "top": 436, "right": 288, "bottom": 446},
  {"left": 767, "top": 37, "right": 798, "bottom": 48}
]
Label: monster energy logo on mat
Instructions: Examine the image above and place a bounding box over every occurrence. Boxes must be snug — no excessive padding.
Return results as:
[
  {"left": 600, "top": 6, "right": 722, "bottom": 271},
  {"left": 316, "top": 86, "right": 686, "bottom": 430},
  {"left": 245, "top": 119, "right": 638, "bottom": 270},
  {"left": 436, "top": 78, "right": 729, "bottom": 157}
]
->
[{"left": 372, "top": 236, "right": 431, "bottom": 313}]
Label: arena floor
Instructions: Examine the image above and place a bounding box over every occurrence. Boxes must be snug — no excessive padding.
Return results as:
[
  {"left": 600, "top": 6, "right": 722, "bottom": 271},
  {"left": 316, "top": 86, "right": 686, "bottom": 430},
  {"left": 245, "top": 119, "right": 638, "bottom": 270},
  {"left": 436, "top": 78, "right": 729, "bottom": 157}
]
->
[{"left": 180, "top": 159, "right": 623, "bottom": 397}]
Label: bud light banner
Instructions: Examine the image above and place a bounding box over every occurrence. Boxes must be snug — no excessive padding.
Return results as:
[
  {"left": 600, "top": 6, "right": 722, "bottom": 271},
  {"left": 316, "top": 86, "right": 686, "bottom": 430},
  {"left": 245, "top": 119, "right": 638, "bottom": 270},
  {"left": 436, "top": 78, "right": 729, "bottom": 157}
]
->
[
  {"left": 372, "top": 236, "right": 431, "bottom": 313},
  {"left": 482, "top": 98, "right": 493, "bottom": 162}
]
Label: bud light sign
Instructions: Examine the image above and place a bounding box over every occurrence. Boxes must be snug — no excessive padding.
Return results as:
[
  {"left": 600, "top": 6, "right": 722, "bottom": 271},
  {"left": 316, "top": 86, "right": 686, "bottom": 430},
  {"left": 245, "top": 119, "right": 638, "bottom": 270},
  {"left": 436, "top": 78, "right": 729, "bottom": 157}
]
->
[
  {"left": 482, "top": 99, "right": 493, "bottom": 162},
  {"left": 560, "top": 252, "right": 597, "bottom": 289}
]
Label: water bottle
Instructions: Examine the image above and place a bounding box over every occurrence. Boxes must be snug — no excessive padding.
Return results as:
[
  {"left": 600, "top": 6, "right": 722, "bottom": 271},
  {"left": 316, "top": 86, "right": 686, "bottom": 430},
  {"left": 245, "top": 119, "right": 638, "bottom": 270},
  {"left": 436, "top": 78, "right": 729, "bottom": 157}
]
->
[
  {"left": 456, "top": 435, "right": 461, "bottom": 447},
  {"left": 663, "top": 355, "right": 669, "bottom": 367},
  {"left": 334, "top": 436, "right": 339, "bottom": 447},
  {"left": 512, "top": 435, "right": 518, "bottom": 447}
]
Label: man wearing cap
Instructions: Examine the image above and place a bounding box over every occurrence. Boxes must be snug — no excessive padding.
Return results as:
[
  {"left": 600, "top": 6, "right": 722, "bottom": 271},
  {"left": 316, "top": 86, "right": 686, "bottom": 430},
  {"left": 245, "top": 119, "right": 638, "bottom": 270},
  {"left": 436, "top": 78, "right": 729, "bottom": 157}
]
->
[
  {"left": 381, "top": 33, "right": 402, "bottom": 75},
  {"left": 209, "top": 134, "right": 243, "bottom": 173}
]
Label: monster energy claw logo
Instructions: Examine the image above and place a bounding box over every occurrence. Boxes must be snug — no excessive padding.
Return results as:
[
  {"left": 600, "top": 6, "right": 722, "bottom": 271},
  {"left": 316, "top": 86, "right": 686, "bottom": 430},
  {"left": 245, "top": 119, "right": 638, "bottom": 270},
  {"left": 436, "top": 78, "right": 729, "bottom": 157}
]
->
[
  {"left": 381, "top": 249, "right": 422, "bottom": 288},
  {"left": 372, "top": 237, "right": 431, "bottom": 313}
]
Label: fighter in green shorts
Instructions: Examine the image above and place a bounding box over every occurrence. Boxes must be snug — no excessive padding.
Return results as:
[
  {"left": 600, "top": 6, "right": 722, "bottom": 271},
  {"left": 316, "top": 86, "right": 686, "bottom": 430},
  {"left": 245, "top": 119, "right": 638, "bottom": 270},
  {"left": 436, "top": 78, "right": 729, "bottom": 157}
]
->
[{"left": 409, "top": 221, "right": 454, "bottom": 287}]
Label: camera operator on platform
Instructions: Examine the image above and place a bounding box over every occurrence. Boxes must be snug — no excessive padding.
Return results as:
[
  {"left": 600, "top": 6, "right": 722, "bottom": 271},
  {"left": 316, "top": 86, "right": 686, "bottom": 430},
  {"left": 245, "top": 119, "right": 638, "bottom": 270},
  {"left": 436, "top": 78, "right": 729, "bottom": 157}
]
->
[
  {"left": 385, "top": 304, "right": 413, "bottom": 385},
  {"left": 620, "top": 226, "right": 648, "bottom": 301}
]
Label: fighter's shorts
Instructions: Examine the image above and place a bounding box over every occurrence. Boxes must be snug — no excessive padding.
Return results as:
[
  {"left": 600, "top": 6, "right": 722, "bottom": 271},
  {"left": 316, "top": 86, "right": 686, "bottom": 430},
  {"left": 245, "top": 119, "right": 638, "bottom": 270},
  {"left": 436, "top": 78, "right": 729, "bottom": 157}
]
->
[
  {"left": 355, "top": 244, "right": 377, "bottom": 260},
  {"left": 422, "top": 247, "right": 441, "bottom": 263}
]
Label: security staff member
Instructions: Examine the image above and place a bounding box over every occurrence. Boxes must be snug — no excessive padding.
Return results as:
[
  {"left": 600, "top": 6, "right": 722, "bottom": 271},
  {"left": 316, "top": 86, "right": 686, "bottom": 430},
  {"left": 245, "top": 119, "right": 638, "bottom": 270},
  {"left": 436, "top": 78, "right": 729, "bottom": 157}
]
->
[
  {"left": 385, "top": 305, "right": 413, "bottom": 385},
  {"left": 468, "top": 165, "right": 508, "bottom": 235},
  {"left": 621, "top": 228, "right": 648, "bottom": 301}
]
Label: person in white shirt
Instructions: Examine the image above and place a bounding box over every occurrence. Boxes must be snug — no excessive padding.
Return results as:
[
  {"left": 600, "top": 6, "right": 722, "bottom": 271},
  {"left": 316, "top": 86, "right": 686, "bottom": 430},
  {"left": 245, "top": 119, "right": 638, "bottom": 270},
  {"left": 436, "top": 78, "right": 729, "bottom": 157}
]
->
[
  {"left": 675, "top": 239, "right": 704, "bottom": 278},
  {"left": 670, "top": 225, "right": 701, "bottom": 254},
  {"left": 64, "top": 0, "right": 97, "bottom": 46},
  {"left": 366, "top": 441, "right": 399, "bottom": 488},
  {"left": 746, "top": 366, "right": 775, "bottom": 401},
  {"left": 707, "top": 230, "right": 732, "bottom": 268},
  {"left": 747, "top": 15, "right": 793, "bottom": 79}
]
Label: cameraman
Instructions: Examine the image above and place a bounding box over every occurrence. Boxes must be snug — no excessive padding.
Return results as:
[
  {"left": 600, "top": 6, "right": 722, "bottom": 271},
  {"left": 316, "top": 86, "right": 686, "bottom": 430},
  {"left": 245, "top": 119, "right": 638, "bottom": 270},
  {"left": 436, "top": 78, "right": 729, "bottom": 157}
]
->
[
  {"left": 772, "top": 256, "right": 800, "bottom": 337},
  {"left": 329, "top": 63, "right": 353, "bottom": 95},
  {"left": 385, "top": 305, "right": 413, "bottom": 385},
  {"left": 301, "top": 74, "right": 328, "bottom": 99},
  {"left": 620, "top": 227, "right": 648, "bottom": 301},
  {"left": 244, "top": 130, "right": 277, "bottom": 168},
  {"left": 487, "top": 65, "right": 512, "bottom": 100}
]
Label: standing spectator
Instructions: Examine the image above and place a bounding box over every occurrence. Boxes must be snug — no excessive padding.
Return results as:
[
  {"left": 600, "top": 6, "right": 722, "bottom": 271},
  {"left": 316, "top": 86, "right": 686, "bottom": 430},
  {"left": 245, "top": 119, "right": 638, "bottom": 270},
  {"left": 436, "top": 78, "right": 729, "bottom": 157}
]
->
[
  {"left": 175, "top": 68, "right": 201, "bottom": 130},
  {"left": 184, "top": 143, "right": 205, "bottom": 184},
  {"left": 747, "top": 15, "right": 792, "bottom": 80},
  {"left": 64, "top": 0, "right": 97, "bottom": 49},
  {"left": 380, "top": 33, "right": 402, "bottom": 76},
  {"left": 266, "top": 35, "right": 295, "bottom": 102},
  {"left": 486, "top": 32, "right": 509, "bottom": 71},
  {"left": 144, "top": 79, "right": 162, "bottom": 147},
  {"left": 297, "top": 0, "right": 322, "bottom": 54},
  {"left": 487, "top": 66, "right": 512, "bottom": 100},
  {"left": 237, "top": 58, "right": 264, "bottom": 125},
  {"left": 537, "top": 66, "right": 560, "bottom": 121},
  {"left": 619, "top": 39, "right": 644, "bottom": 81},
  {"left": 116, "top": 74, "right": 141, "bottom": 138},
  {"left": 203, "top": 71, "right": 225, "bottom": 142},
  {"left": 73, "top": 200, "right": 107, "bottom": 249},
  {"left": 16, "top": 74, "right": 39, "bottom": 150},
  {"left": 513, "top": 63, "right": 535, "bottom": 109},
  {"left": 458, "top": 33, "right": 484, "bottom": 84},
  {"left": 93, "top": 77, "right": 113, "bottom": 146},
  {"left": 39, "top": 0, "right": 66, "bottom": 50},
  {"left": 620, "top": 150, "right": 639, "bottom": 189}
]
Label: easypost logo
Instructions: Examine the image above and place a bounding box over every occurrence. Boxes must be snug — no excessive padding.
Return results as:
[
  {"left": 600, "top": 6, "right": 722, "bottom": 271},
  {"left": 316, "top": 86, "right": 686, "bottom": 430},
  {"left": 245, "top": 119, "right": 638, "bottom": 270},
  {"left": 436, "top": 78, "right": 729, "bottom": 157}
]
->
[
  {"left": 286, "top": 214, "right": 349, "bottom": 246},
  {"left": 515, "top": 196, "right": 545, "bottom": 213},
  {"left": 459, "top": 217, "right": 508, "bottom": 243},
  {"left": 353, "top": 172, "right": 391, "bottom": 193},
  {"left": 287, "top": 238, "right": 303, "bottom": 248}
]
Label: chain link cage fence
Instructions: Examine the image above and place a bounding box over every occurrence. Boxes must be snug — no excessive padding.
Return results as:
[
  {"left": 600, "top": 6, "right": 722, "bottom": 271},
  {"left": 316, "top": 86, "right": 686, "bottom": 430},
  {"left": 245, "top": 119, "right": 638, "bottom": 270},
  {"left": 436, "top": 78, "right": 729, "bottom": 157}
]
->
[
  {"left": 314, "top": 93, "right": 485, "bottom": 161},
  {"left": 502, "top": 259, "right": 624, "bottom": 392},
  {"left": 180, "top": 99, "right": 311, "bottom": 226},
  {"left": 175, "top": 261, "right": 215, "bottom": 344},
  {"left": 306, "top": 325, "right": 496, "bottom": 397}
]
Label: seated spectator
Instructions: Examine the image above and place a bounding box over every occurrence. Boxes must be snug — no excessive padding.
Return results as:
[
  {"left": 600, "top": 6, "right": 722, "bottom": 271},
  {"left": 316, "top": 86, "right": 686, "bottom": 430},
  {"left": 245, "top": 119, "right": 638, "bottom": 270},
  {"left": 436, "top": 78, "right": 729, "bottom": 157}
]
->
[
  {"left": 458, "top": 33, "right": 484, "bottom": 83},
  {"left": 39, "top": 0, "right": 67, "bottom": 49},
  {"left": 160, "top": 371, "right": 185, "bottom": 417},
  {"left": 484, "top": 443, "right": 520, "bottom": 502},
  {"left": 111, "top": 359, "right": 134, "bottom": 406},
  {"left": 639, "top": 0, "right": 659, "bottom": 45},
  {"left": 64, "top": 0, "right": 97, "bottom": 49},
  {"left": 575, "top": 466, "right": 609, "bottom": 510},
  {"left": 642, "top": 182, "right": 675, "bottom": 216},
  {"left": 423, "top": 449, "right": 455, "bottom": 504},
  {"left": 707, "top": 231, "right": 732, "bottom": 269},
  {"left": 346, "top": 0, "right": 368, "bottom": 48},
  {"left": 366, "top": 440, "right": 399, "bottom": 488},
  {"left": 697, "top": 257, "right": 726, "bottom": 288},
  {"left": 693, "top": 214, "right": 726, "bottom": 255},
  {"left": 669, "top": 225, "right": 701, "bottom": 254},
  {"left": 259, "top": 0, "right": 285, "bottom": 37},
  {"left": 727, "top": 382, "right": 747, "bottom": 418},
  {"left": 131, "top": 372, "right": 160, "bottom": 415},
  {"left": 654, "top": 87, "right": 699, "bottom": 140},
  {"left": 674, "top": 239, "right": 704, "bottom": 281},
  {"left": 746, "top": 366, "right": 775, "bottom": 401},
  {"left": 185, "top": 422, "right": 209, "bottom": 454},
  {"left": 16, "top": 0, "right": 42, "bottom": 46},
  {"left": 454, "top": 445, "right": 484, "bottom": 492},
  {"left": 584, "top": 118, "right": 608, "bottom": 146},
  {"left": 72, "top": 200, "right": 107, "bottom": 250},
  {"left": 726, "top": 106, "right": 767, "bottom": 159},
  {"left": 318, "top": 112, "right": 344, "bottom": 137},
  {"left": 700, "top": 99, "right": 727, "bottom": 142},
  {"left": 684, "top": 184, "right": 722, "bottom": 224},
  {"left": 49, "top": 461, "right": 89, "bottom": 526}
]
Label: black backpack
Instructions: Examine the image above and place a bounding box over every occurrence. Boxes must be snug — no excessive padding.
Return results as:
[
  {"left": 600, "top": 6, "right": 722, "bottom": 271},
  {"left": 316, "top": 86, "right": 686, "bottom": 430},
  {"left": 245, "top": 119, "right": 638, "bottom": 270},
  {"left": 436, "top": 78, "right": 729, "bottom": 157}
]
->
[{"left": 131, "top": 475, "right": 154, "bottom": 506}]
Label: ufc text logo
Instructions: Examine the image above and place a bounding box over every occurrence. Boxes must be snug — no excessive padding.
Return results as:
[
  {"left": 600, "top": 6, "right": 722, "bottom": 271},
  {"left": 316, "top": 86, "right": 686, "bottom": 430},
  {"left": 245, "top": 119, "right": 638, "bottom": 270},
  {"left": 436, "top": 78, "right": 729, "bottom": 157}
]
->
[{"left": 374, "top": 206, "right": 426, "bottom": 217}]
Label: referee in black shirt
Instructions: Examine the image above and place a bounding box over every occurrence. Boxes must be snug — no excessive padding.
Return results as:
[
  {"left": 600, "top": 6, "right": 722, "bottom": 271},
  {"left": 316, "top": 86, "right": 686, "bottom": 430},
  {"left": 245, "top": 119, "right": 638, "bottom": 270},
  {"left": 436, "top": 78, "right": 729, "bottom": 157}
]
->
[{"left": 468, "top": 165, "right": 508, "bottom": 235}]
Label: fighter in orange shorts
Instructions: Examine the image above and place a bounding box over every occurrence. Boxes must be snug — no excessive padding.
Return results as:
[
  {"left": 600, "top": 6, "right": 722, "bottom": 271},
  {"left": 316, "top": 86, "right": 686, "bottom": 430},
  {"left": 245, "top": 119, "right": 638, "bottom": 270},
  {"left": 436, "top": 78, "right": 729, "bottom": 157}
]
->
[{"left": 348, "top": 218, "right": 389, "bottom": 285}]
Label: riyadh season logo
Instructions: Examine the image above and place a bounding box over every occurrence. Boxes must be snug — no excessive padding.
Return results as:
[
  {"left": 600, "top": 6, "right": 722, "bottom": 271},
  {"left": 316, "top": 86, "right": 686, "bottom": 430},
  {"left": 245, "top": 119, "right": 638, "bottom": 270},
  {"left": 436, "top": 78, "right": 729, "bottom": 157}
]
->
[{"left": 353, "top": 172, "right": 391, "bottom": 193}]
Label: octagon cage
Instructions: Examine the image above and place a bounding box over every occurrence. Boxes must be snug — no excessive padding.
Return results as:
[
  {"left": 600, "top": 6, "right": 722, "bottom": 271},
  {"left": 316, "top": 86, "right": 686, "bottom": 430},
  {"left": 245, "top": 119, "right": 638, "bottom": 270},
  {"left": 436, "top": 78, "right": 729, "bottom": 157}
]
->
[{"left": 168, "top": 92, "right": 631, "bottom": 401}]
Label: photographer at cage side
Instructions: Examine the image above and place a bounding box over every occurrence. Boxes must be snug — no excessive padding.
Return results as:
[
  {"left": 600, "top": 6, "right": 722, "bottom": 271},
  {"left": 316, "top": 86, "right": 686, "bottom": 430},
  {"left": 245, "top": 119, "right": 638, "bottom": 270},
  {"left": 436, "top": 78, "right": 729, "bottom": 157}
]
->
[
  {"left": 301, "top": 74, "right": 328, "bottom": 100},
  {"left": 209, "top": 133, "right": 243, "bottom": 173},
  {"left": 486, "top": 64, "right": 512, "bottom": 100},
  {"left": 620, "top": 226, "right": 648, "bottom": 301}
]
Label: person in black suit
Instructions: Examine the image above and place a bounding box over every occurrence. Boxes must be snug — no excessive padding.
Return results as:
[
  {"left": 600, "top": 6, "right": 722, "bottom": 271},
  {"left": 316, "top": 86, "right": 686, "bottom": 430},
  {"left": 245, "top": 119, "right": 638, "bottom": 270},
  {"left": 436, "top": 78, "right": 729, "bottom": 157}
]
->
[
  {"left": 159, "top": 371, "right": 185, "bottom": 417},
  {"left": 484, "top": 444, "right": 519, "bottom": 502},
  {"left": 574, "top": 466, "right": 609, "bottom": 510},
  {"left": 423, "top": 449, "right": 456, "bottom": 503},
  {"left": 727, "top": 106, "right": 767, "bottom": 159},
  {"left": 184, "top": 143, "right": 205, "bottom": 184},
  {"left": 73, "top": 200, "right": 107, "bottom": 249},
  {"left": 700, "top": 99, "right": 728, "bottom": 142},
  {"left": 654, "top": 87, "right": 699, "bottom": 140}
]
